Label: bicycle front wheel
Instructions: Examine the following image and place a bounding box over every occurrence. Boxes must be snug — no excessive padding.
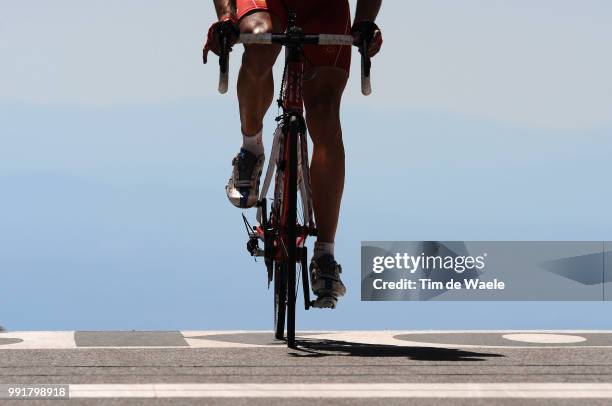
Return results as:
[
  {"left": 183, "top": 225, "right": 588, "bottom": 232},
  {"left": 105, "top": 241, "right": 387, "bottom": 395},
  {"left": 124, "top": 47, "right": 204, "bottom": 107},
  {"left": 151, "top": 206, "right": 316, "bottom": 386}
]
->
[
  {"left": 285, "top": 116, "right": 299, "bottom": 348},
  {"left": 269, "top": 115, "right": 301, "bottom": 348}
]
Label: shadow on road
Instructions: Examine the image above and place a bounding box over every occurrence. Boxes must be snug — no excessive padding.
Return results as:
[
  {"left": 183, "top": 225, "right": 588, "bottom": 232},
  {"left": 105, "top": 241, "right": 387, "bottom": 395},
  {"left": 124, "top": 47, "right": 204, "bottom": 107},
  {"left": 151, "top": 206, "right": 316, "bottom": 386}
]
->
[{"left": 290, "top": 338, "right": 504, "bottom": 361}]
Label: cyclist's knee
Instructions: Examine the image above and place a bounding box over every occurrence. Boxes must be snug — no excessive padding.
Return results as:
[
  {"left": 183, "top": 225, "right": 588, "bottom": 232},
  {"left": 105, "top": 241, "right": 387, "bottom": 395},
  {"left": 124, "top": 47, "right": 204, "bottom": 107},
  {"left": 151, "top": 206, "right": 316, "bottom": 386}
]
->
[
  {"left": 240, "top": 13, "right": 280, "bottom": 77},
  {"left": 304, "top": 67, "right": 346, "bottom": 142},
  {"left": 239, "top": 10, "right": 275, "bottom": 34},
  {"left": 307, "top": 101, "right": 340, "bottom": 125},
  {"left": 306, "top": 100, "right": 343, "bottom": 147}
]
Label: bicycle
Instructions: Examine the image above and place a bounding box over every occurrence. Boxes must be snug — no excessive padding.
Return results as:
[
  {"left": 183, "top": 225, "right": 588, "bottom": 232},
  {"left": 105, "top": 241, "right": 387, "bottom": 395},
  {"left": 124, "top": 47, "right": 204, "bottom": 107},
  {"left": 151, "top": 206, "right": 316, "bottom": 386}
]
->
[{"left": 212, "top": 13, "right": 374, "bottom": 348}]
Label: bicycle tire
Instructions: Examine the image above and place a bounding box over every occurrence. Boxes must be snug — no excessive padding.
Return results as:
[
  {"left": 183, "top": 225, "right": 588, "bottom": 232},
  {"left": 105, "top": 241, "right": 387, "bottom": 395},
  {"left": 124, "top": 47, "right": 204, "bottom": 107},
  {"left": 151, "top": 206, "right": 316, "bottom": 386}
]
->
[
  {"left": 270, "top": 119, "right": 292, "bottom": 343},
  {"left": 285, "top": 115, "right": 299, "bottom": 348},
  {"left": 270, "top": 115, "right": 300, "bottom": 347},
  {"left": 273, "top": 261, "right": 287, "bottom": 340}
]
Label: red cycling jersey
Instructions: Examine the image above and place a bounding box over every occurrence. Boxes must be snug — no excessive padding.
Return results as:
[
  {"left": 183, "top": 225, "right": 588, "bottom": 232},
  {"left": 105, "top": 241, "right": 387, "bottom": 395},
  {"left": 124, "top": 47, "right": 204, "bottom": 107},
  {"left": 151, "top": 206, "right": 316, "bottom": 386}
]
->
[{"left": 236, "top": 0, "right": 352, "bottom": 73}]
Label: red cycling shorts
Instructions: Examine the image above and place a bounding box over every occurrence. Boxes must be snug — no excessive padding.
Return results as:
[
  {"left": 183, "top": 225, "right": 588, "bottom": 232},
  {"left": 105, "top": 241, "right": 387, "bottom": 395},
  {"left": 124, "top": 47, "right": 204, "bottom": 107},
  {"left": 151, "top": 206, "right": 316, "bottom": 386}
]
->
[{"left": 236, "top": 0, "right": 352, "bottom": 73}]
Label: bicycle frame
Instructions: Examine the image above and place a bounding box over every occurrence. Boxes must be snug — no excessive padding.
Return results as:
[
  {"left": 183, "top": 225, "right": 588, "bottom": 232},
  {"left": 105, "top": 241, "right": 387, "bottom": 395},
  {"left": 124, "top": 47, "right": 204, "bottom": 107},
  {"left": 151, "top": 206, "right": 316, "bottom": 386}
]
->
[{"left": 266, "top": 15, "right": 315, "bottom": 346}]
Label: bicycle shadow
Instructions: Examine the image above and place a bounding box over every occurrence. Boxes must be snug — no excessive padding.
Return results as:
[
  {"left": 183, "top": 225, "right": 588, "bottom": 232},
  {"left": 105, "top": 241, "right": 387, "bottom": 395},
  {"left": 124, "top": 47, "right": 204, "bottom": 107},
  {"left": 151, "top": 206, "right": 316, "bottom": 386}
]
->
[{"left": 289, "top": 338, "right": 504, "bottom": 361}]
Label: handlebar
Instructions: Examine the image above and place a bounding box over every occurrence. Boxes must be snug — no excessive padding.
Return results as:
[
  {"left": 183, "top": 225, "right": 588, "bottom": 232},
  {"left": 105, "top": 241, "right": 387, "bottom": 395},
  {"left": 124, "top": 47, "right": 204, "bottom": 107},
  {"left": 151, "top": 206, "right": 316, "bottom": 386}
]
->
[
  {"left": 238, "top": 33, "right": 354, "bottom": 46},
  {"left": 215, "top": 33, "right": 372, "bottom": 96}
]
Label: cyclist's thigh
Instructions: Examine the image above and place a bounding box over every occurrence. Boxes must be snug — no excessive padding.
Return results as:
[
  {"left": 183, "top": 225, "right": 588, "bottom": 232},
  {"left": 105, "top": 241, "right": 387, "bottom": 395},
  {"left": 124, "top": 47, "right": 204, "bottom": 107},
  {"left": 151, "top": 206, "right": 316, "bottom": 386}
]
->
[
  {"left": 300, "top": 0, "right": 352, "bottom": 74},
  {"left": 237, "top": 1, "right": 284, "bottom": 61}
]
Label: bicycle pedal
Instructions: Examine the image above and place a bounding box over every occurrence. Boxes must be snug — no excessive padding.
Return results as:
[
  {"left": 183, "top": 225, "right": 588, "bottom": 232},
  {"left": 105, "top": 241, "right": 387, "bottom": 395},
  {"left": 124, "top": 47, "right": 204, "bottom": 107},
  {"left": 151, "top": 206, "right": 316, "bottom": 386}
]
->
[{"left": 311, "top": 295, "right": 337, "bottom": 309}]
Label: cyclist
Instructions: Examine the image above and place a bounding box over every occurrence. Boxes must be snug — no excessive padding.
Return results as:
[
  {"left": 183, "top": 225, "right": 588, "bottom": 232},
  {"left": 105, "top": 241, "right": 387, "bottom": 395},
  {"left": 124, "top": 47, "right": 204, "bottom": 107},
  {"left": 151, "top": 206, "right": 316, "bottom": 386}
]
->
[{"left": 204, "top": 0, "right": 382, "bottom": 307}]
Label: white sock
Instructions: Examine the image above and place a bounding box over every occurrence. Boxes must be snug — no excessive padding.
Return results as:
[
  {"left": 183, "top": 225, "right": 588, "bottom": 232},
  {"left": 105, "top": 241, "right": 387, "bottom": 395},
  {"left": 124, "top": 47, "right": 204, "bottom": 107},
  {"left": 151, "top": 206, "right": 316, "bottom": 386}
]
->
[
  {"left": 242, "top": 128, "right": 264, "bottom": 156},
  {"left": 313, "top": 241, "right": 334, "bottom": 260}
]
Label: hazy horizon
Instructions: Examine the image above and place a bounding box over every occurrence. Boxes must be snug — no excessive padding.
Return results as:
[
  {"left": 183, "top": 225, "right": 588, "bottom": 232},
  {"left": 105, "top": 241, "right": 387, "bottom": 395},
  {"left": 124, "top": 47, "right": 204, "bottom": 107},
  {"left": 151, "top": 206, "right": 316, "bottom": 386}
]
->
[{"left": 2, "top": 1, "right": 612, "bottom": 331}]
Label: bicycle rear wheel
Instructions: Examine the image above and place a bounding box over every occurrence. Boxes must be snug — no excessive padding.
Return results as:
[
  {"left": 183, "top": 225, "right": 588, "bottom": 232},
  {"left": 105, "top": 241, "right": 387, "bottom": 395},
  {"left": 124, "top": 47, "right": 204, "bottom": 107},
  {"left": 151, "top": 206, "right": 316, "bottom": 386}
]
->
[{"left": 273, "top": 262, "right": 287, "bottom": 340}]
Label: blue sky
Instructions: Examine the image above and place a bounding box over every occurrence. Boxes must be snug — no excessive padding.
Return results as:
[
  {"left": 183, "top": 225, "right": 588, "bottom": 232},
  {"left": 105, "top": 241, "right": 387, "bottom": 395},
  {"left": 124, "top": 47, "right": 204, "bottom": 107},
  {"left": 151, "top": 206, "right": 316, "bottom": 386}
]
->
[{"left": 1, "top": 1, "right": 612, "bottom": 331}]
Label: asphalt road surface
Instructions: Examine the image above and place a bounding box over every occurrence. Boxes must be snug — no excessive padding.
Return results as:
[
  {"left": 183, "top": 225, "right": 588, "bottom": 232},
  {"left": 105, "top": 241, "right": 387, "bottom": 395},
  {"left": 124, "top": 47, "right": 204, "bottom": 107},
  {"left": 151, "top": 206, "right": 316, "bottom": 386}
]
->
[{"left": 2, "top": 330, "right": 612, "bottom": 405}]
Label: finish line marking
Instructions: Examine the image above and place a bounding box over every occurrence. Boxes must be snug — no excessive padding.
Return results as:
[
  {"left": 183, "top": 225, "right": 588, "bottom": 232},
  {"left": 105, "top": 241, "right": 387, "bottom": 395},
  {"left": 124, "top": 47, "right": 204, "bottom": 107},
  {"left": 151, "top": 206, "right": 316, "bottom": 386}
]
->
[
  {"left": 3, "top": 331, "right": 612, "bottom": 349},
  {"left": 68, "top": 383, "right": 612, "bottom": 398}
]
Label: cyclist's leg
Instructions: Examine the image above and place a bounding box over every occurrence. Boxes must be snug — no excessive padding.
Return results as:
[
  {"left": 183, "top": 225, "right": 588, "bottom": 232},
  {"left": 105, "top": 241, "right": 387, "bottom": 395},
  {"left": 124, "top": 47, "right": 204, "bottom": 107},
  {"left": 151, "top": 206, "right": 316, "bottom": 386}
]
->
[
  {"left": 237, "top": 11, "right": 282, "bottom": 136},
  {"left": 300, "top": 0, "right": 351, "bottom": 246},
  {"left": 304, "top": 68, "right": 348, "bottom": 307},
  {"left": 300, "top": 0, "right": 350, "bottom": 306},
  {"left": 226, "top": 6, "right": 284, "bottom": 208},
  {"left": 303, "top": 68, "right": 349, "bottom": 306},
  {"left": 303, "top": 68, "right": 348, "bottom": 246}
]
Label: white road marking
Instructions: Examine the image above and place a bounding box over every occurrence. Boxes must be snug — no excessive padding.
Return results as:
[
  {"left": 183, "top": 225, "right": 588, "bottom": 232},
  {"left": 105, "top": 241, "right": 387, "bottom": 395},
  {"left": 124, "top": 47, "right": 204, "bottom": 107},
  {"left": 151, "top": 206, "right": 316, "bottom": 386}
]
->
[
  {"left": 182, "top": 330, "right": 277, "bottom": 348},
  {"left": 68, "top": 383, "right": 612, "bottom": 398},
  {"left": 1, "top": 331, "right": 612, "bottom": 349},
  {"left": 503, "top": 333, "right": 587, "bottom": 344},
  {"left": 0, "top": 331, "right": 76, "bottom": 349},
  {"left": 278, "top": 331, "right": 609, "bottom": 349}
]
